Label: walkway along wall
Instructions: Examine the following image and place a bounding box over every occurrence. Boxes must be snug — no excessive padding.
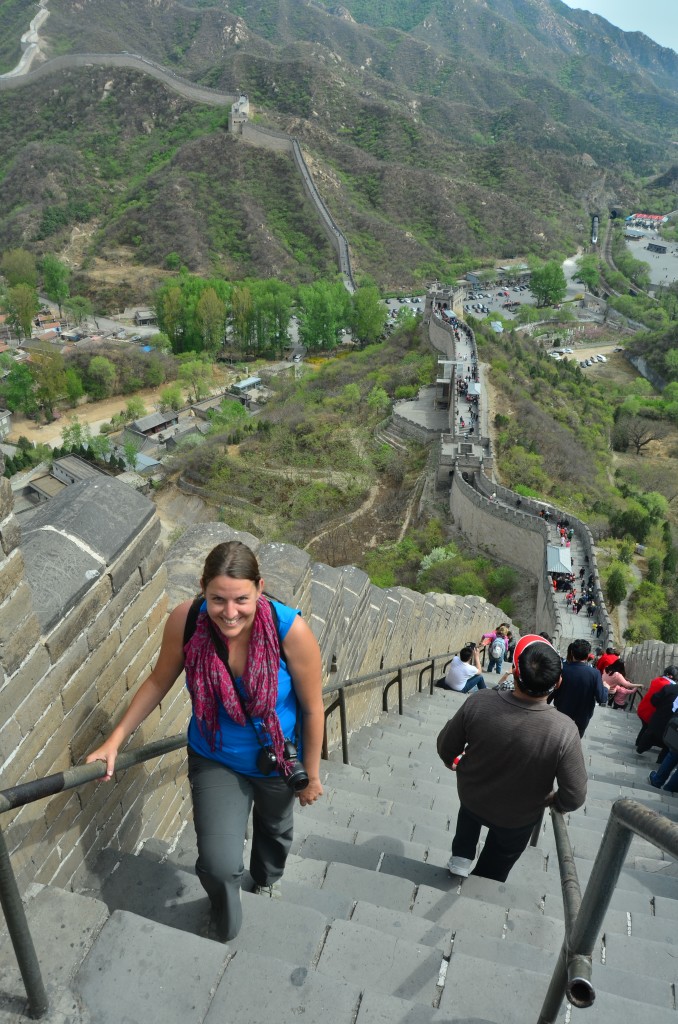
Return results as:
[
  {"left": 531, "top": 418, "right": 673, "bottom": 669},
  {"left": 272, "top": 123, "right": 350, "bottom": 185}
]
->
[{"left": 0, "top": 477, "right": 511, "bottom": 896}]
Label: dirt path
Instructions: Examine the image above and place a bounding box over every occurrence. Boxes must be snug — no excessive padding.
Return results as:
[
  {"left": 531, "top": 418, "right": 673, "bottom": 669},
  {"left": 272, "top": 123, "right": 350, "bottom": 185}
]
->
[
  {"left": 304, "top": 483, "right": 381, "bottom": 550},
  {"left": 7, "top": 387, "right": 174, "bottom": 447}
]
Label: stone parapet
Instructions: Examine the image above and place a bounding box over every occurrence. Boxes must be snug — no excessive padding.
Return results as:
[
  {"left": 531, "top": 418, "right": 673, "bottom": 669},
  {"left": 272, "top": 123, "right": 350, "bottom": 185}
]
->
[{"left": 623, "top": 640, "right": 678, "bottom": 687}]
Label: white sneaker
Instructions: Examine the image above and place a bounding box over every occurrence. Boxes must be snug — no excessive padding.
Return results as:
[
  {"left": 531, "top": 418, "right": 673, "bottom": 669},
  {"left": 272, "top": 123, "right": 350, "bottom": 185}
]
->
[
  {"left": 447, "top": 856, "right": 473, "bottom": 877},
  {"left": 253, "top": 881, "right": 282, "bottom": 899}
]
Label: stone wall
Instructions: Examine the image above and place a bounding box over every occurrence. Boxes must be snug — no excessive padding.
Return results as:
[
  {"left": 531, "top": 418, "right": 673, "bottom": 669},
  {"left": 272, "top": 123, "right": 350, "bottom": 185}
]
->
[
  {"left": 0, "top": 483, "right": 510, "bottom": 895},
  {"left": 0, "top": 478, "right": 178, "bottom": 894},
  {"left": 450, "top": 469, "right": 560, "bottom": 642},
  {"left": 622, "top": 640, "right": 678, "bottom": 687},
  {"left": 239, "top": 126, "right": 355, "bottom": 289}
]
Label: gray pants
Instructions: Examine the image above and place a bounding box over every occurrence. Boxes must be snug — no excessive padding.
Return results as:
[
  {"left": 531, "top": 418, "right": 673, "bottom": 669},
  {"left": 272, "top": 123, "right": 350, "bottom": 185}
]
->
[{"left": 188, "top": 749, "right": 295, "bottom": 939}]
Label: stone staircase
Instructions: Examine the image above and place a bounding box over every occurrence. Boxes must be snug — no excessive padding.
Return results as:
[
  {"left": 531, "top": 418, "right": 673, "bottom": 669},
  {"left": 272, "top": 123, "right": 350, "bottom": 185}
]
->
[{"left": 2, "top": 689, "right": 678, "bottom": 1024}]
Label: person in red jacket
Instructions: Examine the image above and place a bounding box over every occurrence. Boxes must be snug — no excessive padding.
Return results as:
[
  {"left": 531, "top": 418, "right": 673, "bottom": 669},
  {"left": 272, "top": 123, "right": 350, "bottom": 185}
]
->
[
  {"left": 636, "top": 666, "right": 678, "bottom": 750},
  {"left": 596, "top": 647, "right": 618, "bottom": 675}
]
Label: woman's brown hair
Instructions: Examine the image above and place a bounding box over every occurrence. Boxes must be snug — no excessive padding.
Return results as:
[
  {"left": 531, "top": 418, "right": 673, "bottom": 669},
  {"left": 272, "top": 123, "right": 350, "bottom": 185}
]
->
[{"left": 201, "top": 541, "right": 261, "bottom": 588}]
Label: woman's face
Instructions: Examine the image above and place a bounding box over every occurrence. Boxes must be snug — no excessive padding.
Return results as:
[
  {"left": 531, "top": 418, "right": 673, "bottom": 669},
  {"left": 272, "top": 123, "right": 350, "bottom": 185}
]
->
[{"left": 203, "top": 574, "right": 264, "bottom": 640}]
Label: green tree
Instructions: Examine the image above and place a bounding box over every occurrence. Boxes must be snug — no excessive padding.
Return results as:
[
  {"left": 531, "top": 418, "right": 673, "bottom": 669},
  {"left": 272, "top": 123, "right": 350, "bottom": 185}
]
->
[
  {"left": 125, "top": 397, "right": 146, "bottom": 421},
  {"left": 2, "top": 364, "right": 37, "bottom": 416},
  {"left": 86, "top": 356, "right": 117, "bottom": 399},
  {"left": 606, "top": 565, "right": 628, "bottom": 608},
  {"left": 196, "top": 287, "right": 226, "bottom": 355},
  {"left": 575, "top": 254, "right": 600, "bottom": 293},
  {"left": 62, "top": 417, "right": 93, "bottom": 451},
  {"left": 231, "top": 285, "right": 254, "bottom": 352},
  {"left": 89, "top": 433, "right": 113, "bottom": 462},
  {"left": 661, "top": 611, "right": 678, "bottom": 644},
  {"left": 178, "top": 360, "right": 212, "bottom": 403},
  {"left": 298, "top": 281, "right": 350, "bottom": 350},
  {"left": 64, "top": 367, "right": 85, "bottom": 406},
  {"left": 351, "top": 285, "right": 387, "bottom": 344},
  {"left": 367, "top": 385, "right": 390, "bottom": 415},
  {"left": 157, "top": 285, "right": 184, "bottom": 351},
  {"left": 6, "top": 283, "right": 39, "bottom": 339},
  {"left": 664, "top": 349, "right": 678, "bottom": 378},
  {"left": 31, "top": 352, "right": 67, "bottom": 420},
  {"left": 41, "top": 255, "right": 70, "bottom": 316},
  {"left": 64, "top": 296, "right": 93, "bottom": 325},
  {"left": 159, "top": 385, "right": 183, "bottom": 411},
  {"left": 122, "top": 439, "right": 141, "bottom": 470},
  {"left": 146, "top": 331, "right": 172, "bottom": 354},
  {"left": 1, "top": 249, "right": 37, "bottom": 288},
  {"left": 529, "top": 262, "right": 567, "bottom": 307}
]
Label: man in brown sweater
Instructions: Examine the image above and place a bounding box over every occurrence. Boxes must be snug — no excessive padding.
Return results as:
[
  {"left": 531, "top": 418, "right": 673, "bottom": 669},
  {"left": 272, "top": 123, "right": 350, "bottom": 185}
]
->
[{"left": 437, "top": 634, "right": 587, "bottom": 882}]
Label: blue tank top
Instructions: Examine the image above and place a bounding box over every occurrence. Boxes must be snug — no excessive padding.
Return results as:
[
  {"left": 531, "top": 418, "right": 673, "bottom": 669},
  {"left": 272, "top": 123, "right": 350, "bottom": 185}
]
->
[{"left": 186, "top": 599, "right": 301, "bottom": 776}]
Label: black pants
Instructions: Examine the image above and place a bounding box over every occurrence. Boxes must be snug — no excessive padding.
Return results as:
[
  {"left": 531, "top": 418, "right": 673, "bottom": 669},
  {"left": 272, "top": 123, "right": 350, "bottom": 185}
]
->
[{"left": 451, "top": 804, "right": 537, "bottom": 883}]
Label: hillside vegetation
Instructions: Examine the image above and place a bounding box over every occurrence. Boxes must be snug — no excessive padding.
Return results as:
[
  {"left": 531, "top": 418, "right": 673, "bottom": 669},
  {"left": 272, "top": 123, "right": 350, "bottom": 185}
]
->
[{"left": 2, "top": 0, "right": 678, "bottom": 293}]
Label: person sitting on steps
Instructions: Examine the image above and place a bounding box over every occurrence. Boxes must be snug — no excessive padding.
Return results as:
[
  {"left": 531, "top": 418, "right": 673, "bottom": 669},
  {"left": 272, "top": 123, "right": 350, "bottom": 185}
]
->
[{"left": 436, "top": 644, "right": 486, "bottom": 694}]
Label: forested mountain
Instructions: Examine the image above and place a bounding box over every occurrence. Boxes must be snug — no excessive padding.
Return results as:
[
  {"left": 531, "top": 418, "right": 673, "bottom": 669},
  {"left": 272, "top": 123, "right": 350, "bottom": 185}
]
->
[{"left": 1, "top": 0, "right": 677, "bottom": 295}]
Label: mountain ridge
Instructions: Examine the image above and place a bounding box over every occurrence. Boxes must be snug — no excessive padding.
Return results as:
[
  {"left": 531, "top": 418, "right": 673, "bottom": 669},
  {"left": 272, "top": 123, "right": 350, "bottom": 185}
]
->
[{"left": 0, "top": 0, "right": 676, "bottom": 294}]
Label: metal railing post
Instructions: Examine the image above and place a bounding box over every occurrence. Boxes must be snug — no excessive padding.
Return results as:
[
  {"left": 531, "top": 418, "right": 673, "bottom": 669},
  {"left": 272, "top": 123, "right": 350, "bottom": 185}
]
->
[
  {"left": 537, "top": 806, "right": 635, "bottom": 1023},
  {"left": 397, "top": 667, "right": 403, "bottom": 715},
  {"left": 0, "top": 826, "right": 48, "bottom": 1019},
  {"left": 338, "top": 688, "right": 349, "bottom": 764}
]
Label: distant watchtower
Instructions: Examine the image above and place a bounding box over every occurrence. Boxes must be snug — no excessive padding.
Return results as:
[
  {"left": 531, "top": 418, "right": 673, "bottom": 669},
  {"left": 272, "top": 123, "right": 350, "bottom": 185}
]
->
[{"left": 228, "top": 93, "right": 250, "bottom": 134}]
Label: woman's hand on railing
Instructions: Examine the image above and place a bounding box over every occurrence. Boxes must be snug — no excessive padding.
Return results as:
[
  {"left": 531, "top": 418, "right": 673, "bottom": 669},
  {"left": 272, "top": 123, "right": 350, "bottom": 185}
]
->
[{"left": 85, "top": 741, "right": 120, "bottom": 781}]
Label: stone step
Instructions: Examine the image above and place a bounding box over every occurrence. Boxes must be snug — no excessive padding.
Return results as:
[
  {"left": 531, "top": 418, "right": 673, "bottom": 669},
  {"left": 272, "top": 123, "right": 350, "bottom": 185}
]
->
[
  {"left": 0, "top": 884, "right": 108, "bottom": 1019},
  {"left": 316, "top": 918, "right": 444, "bottom": 1003}
]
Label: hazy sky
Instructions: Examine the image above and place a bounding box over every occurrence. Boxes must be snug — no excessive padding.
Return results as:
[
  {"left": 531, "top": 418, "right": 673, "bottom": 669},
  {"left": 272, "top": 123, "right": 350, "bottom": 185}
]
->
[{"left": 562, "top": 1, "right": 678, "bottom": 55}]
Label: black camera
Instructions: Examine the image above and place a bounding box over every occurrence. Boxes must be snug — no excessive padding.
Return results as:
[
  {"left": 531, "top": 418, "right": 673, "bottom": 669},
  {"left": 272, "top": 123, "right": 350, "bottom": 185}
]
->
[{"left": 257, "top": 739, "right": 309, "bottom": 792}]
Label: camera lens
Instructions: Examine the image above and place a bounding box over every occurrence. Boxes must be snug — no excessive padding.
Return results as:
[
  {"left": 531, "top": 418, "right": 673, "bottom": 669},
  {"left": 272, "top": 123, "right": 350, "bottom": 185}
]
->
[{"left": 285, "top": 762, "right": 309, "bottom": 791}]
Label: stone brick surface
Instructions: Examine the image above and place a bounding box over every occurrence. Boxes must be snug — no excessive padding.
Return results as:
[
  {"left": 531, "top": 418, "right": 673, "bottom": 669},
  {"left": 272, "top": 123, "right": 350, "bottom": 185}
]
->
[
  {"left": 118, "top": 570, "right": 166, "bottom": 639},
  {"left": 139, "top": 545, "right": 167, "bottom": 586},
  {"left": 108, "top": 516, "right": 161, "bottom": 593},
  {"left": 0, "top": 613, "right": 41, "bottom": 676},
  {"left": 0, "top": 548, "right": 25, "bottom": 604},
  {"left": 62, "top": 628, "right": 122, "bottom": 714},
  {"left": 86, "top": 570, "right": 141, "bottom": 652},
  {"left": 45, "top": 575, "right": 114, "bottom": 663},
  {"left": 0, "top": 516, "right": 21, "bottom": 556}
]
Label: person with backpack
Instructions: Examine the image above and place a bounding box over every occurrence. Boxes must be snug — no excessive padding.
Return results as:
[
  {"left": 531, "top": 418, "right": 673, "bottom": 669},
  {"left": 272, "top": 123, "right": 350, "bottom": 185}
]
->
[
  {"left": 481, "top": 625, "right": 509, "bottom": 674},
  {"left": 86, "top": 540, "right": 324, "bottom": 941}
]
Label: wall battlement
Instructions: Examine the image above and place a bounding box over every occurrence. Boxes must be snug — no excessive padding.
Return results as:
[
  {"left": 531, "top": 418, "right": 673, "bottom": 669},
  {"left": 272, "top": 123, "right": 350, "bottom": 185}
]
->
[{"left": 0, "top": 480, "right": 510, "bottom": 895}]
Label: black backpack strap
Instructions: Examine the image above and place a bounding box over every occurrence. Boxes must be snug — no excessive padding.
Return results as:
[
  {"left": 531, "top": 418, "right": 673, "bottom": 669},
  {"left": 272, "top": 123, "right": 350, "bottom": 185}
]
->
[{"left": 183, "top": 595, "right": 204, "bottom": 648}]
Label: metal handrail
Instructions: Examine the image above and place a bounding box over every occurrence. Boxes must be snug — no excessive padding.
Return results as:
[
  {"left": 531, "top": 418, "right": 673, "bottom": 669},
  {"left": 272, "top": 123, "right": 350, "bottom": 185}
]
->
[
  {"left": 538, "top": 798, "right": 678, "bottom": 1022},
  {"left": 320, "top": 651, "right": 458, "bottom": 761},
  {"left": 0, "top": 650, "right": 457, "bottom": 1016}
]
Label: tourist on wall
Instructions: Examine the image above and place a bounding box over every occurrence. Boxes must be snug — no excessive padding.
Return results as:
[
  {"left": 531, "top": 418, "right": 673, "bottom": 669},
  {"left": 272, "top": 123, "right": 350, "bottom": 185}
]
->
[
  {"left": 86, "top": 540, "right": 324, "bottom": 941},
  {"left": 437, "top": 634, "right": 586, "bottom": 881}
]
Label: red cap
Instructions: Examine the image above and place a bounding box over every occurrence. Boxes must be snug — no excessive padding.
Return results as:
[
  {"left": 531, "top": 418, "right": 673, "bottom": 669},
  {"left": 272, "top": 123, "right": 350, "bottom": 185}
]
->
[{"left": 512, "top": 634, "right": 556, "bottom": 673}]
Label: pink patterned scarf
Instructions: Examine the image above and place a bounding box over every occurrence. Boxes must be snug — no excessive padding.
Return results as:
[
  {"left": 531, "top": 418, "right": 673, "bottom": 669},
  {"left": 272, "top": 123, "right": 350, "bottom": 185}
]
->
[{"left": 184, "top": 596, "right": 287, "bottom": 767}]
